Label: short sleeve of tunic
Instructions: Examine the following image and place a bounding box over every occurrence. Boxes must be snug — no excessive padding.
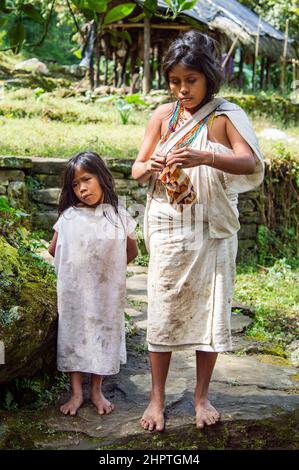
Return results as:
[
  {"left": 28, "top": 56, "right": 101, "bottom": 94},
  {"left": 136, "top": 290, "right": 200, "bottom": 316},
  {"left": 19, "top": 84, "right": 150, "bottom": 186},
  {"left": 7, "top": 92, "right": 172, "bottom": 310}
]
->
[
  {"left": 53, "top": 217, "right": 61, "bottom": 232},
  {"left": 118, "top": 206, "right": 137, "bottom": 237}
]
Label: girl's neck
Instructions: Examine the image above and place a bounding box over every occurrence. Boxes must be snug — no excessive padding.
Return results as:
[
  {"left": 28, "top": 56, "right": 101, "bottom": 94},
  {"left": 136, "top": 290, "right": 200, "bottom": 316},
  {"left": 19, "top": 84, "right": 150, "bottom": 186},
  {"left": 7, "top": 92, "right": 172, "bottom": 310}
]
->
[
  {"left": 76, "top": 195, "right": 104, "bottom": 208},
  {"left": 76, "top": 202, "right": 99, "bottom": 208},
  {"left": 183, "top": 101, "right": 207, "bottom": 116}
]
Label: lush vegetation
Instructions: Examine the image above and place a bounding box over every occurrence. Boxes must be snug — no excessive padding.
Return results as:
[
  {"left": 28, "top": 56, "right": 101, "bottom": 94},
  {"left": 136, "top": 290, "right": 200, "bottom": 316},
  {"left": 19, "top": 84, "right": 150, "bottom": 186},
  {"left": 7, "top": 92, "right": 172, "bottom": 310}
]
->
[{"left": 235, "top": 260, "right": 298, "bottom": 354}]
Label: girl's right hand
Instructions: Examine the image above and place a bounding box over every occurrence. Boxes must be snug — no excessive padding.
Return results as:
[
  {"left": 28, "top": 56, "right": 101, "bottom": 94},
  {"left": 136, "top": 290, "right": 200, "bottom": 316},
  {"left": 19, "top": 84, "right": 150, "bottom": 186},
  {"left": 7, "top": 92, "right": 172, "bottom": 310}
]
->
[{"left": 145, "top": 152, "right": 167, "bottom": 173}]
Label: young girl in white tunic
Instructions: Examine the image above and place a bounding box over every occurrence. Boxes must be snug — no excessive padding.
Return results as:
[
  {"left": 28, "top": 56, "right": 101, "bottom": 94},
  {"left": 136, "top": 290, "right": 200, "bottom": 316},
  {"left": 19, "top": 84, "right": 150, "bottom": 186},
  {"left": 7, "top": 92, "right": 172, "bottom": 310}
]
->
[{"left": 48, "top": 151, "right": 138, "bottom": 416}]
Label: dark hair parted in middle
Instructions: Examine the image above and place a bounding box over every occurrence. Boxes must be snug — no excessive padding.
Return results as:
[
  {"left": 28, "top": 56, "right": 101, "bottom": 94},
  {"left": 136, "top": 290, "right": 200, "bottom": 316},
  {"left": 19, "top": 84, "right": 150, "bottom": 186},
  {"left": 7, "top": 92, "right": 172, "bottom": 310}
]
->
[
  {"left": 58, "top": 151, "right": 119, "bottom": 216},
  {"left": 162, "top": 30, "right": 223, "bottom": 104}
]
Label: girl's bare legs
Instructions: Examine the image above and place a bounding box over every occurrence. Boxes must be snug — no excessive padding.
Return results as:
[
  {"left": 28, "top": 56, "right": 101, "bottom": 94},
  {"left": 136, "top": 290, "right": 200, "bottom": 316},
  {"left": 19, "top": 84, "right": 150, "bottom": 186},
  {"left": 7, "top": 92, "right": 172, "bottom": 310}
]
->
[
  {"left": 195, "top": 351, "right": 220, "bottom": 428},
  {"left": 90, "top": 374, "right": 114, "bottom": 415},
  {"left": 140, "top": 351, "right": 172, "bottom": 432},
  {"left": 60, "top": 371, "right": 84, "bottom": 416}
]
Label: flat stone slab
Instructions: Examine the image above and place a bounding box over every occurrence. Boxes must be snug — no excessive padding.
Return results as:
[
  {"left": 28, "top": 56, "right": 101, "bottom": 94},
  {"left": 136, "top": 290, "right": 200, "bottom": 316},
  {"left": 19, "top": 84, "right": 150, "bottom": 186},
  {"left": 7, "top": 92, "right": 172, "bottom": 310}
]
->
[
  {"left": 124, "top": 306, "right": 144, "bottom": 319},
  {"left": 127, "top": 265, "right": 148, "bottom": 275},
  {"left": 31, "top": 188, "right": 61, "bottom": 205},
  {"left": 126, "top": 274, "right": 148, "bottom": 299},
  {"left": 28, "top": 157, "right": 67, "bottom": 175},
  {"left": 127, "top": 294, "right": 148, "bottom": 304},
  {"left": 0, "top": 155, "right": 32, "bottom": 169}
]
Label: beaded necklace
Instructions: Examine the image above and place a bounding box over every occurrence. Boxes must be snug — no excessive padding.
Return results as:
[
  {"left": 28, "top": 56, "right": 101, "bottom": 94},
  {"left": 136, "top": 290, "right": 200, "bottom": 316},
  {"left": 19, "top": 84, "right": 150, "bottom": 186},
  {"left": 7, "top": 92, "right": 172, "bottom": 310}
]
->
[
  {"left": 160, "top": 100, "right": 212, "bottom": 147},
  {"left": 174, "top": 114, "right": 210, "bottom": 149}
]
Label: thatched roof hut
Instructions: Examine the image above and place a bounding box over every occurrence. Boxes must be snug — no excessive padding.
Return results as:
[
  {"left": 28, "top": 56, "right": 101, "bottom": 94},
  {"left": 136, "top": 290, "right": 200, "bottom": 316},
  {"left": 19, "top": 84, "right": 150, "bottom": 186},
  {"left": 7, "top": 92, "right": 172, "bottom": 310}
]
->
[
  {"left": 100, "top": 0, "right": 297, "bottom": 92},
  {"left": 139, "top": 0, "right": 296, "bottom": 61}
]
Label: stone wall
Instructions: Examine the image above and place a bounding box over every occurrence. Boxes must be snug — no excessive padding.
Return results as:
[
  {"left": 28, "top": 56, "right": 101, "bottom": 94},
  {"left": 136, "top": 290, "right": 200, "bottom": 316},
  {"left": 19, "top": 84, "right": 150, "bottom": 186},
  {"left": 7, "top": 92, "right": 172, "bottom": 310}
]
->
[{"left": 0, "top": 155, "right": 261, "bottom": 258}]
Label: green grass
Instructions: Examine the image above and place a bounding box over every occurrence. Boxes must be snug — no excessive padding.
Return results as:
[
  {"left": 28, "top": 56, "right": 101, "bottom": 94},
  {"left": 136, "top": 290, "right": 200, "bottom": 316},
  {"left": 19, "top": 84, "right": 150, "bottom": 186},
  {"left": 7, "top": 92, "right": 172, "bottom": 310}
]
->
[
  {"left": 0, "top": 89, "right": 150, "bottom": 158},
  {"left": 0, "top": 116, "right": 145, "bottom": 159},
  {"left": 0, "top": 89, "right": 298, "bottom": 160},
  {"left": 235, "top": 260, "right": 299, "bottom": 347}
]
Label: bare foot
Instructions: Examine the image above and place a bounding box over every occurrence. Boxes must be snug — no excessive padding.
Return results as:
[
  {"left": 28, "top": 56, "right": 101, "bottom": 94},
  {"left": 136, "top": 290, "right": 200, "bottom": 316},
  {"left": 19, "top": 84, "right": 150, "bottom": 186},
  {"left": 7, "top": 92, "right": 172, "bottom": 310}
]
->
[
  {"left": 60, "top": 394, "right": 84, "bottom": 416},
  {"left": 140, "top": 398, "right": 165, "bottom": 432},
  {"left": 195, "top": 399, "right": 220, "bottom": 429},
  {"left": 91, "top": 392, "right": 114, "bottom": 415}
]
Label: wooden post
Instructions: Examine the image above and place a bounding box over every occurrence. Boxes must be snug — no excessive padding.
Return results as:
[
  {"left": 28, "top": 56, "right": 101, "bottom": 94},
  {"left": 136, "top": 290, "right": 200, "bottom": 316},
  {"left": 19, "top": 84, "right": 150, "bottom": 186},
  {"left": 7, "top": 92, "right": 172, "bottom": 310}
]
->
[
  {"left": 252, "top": 55, "right": 256, "bottom": 91},
  {"left": 252, "top": 16, "right": 261, "bottom": 91},
  {"left": 143, "top": 16, "right": 151, "bottom": 94},
  {"left": 280, "top": 19, "right": 289, "bottom": 93}
]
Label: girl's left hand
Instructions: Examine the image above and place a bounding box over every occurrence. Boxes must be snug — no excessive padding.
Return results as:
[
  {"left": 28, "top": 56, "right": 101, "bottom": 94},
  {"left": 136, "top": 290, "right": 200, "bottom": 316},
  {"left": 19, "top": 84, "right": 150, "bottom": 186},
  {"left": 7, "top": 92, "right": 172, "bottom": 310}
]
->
[{"left": 166, "top": 148, "right": 208, "bottom": 169}]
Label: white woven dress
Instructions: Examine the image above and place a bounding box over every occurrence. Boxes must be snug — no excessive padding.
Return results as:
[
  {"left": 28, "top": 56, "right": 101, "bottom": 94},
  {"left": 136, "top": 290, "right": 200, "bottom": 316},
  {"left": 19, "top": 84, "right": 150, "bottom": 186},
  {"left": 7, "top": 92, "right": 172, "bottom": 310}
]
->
[
  {"left": 144, "top": 98, "right": 264, "bottom": 353},
  {"left": 53, "top": 204, "right": 136, "bottom": 375}
]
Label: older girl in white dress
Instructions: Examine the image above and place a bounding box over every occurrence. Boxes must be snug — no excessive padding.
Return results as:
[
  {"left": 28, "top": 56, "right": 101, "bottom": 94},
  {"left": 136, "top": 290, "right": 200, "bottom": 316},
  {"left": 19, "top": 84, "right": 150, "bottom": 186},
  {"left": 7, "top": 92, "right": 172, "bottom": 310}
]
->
[
  {"left": 132, "top": 31, "right": 264, "bottom": 432},
  {"left": 49, "top": 151, "right": 138, "bottom": 416}
]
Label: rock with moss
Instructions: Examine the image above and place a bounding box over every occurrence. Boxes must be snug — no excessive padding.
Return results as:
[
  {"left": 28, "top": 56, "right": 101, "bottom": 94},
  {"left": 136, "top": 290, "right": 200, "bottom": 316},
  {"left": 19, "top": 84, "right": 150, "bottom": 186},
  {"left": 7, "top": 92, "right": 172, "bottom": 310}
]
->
[{"left": 0, "top": 213, "right": 57, "bottom": 384}]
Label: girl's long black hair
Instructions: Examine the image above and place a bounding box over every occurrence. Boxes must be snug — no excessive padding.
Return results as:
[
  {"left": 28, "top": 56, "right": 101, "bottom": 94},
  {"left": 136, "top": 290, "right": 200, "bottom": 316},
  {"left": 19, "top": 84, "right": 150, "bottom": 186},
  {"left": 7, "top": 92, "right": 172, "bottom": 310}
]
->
[{"left": 58, "top": 151, "right": 119, "bottom": 217}]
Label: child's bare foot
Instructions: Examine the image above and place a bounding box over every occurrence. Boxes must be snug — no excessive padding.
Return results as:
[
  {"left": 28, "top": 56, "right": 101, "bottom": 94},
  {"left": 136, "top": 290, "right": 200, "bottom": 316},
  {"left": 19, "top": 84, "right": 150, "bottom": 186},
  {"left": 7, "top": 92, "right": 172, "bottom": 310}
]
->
[
  {"left": 195, "top": 399, "right": 220, "bottom": 428},
  {"left": 60, "top": 394, "right": 84, "bottom": 416},
  {"left": 91, "top": 392, "right": 114, "bottom": 415},
  {"left": 140, "top": 398, "right": 165, "bottom": 432}
]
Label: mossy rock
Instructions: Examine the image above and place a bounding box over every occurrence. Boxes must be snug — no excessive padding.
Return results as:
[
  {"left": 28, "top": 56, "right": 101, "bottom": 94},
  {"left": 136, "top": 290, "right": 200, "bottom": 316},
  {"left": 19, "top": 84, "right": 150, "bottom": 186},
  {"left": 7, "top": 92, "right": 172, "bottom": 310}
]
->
[
  {"left": 98, "top": 411, "right": 299, "bottom": 451},
  {"left": 105, "top": 158, "right": 133, "bottom": 177},
  {"left": 5, "top": 73, "right": 71, "bottom": 92},
  {"left": 0, "top": 236, "right": 57, "bottom": 384}
]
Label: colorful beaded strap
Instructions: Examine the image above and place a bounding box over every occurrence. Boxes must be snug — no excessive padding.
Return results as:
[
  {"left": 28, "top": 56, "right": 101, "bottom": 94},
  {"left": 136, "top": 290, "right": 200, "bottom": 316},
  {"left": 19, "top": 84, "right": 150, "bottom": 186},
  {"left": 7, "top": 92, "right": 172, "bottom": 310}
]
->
[
  {"left": 160, "top": 101, "right": 182, "bottom": 144},
  {"left": 174, "top": 114, "right": 210, "bottom": 149},
  {"left": 161, "top": 100, "right": 213, "bottom": 147}
]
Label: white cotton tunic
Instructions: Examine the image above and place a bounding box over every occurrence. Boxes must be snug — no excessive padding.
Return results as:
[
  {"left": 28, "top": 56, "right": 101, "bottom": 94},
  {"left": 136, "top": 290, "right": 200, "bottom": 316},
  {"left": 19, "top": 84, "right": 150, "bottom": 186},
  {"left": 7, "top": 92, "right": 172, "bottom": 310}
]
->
[
  {"left": 53, "top": 204, "right": 136, "bottom": 375},
  {"left": 147, "top": 137, "right": 238, "bottom": 353},
  {"left": 144, "top": 98, "right": 264, "bottom": 353}
]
